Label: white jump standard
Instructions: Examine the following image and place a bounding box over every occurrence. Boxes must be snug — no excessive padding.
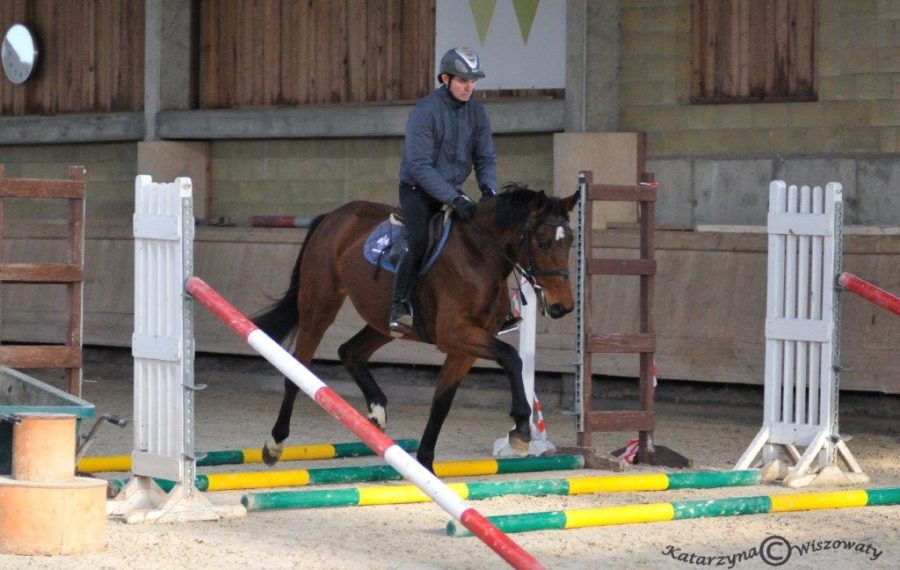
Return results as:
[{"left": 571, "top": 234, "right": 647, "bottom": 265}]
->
[
  {"left": 737, "top": 181, "right": 867, "bottom": 487},
  {"left": 108, "top": 176, "right": 223, "bottom": 523}
]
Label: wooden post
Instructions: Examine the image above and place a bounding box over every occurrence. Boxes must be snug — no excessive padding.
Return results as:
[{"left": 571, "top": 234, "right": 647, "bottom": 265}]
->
[{"left": 66, "top": 166, "right": 86, "bottom": 395}]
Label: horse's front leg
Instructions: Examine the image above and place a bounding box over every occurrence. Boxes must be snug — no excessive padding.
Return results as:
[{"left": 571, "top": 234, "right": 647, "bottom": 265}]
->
[
  {"left": 417, "top": 354, "right": 476, "bottom": 473},
  {"left": 338, "top": 325, "right": 394, "bottom": 431},
  {"left": 262, "top": 378, "right": 300, "bottom": 465},
  {"left": 491, "top": 338, "right": 532, "bottom": 454}
]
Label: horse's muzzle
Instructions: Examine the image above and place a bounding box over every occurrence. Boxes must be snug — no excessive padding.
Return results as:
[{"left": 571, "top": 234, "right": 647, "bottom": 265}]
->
[{"left": 547, "top": 303, "right": 573, "bottom": 319}]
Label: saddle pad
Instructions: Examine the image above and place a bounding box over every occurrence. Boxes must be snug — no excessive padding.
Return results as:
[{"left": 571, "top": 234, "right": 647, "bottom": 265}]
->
[{"left": 363, "top": 217, "right": 452, "bottom": 276}]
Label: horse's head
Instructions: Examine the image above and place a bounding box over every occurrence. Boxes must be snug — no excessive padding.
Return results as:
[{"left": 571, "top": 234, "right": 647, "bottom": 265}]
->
[{"left": 494, "top": 184, "right": 580, "bottom": 318}]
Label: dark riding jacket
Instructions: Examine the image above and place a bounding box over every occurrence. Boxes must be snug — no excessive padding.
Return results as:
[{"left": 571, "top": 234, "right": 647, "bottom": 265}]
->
[{"left": 399, "top": 85, "right": 498, "bottom": 204}]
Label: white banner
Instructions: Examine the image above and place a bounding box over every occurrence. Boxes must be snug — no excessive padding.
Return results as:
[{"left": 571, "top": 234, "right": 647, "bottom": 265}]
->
[{"left": 435, "top": 0, "right": 566, "bottom": 89}]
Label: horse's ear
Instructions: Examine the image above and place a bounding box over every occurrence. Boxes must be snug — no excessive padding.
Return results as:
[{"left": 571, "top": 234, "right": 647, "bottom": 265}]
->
[
  {"left": 535, "top": 190, "right": 550, "bottom": 211},
  {"left": 561, "top": 190, "right": 580, "bottom": 212}
]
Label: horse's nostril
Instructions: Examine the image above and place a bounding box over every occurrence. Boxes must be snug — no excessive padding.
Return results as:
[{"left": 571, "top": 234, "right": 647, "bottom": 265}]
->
[{"left": 548, "top": 303, "right": 574, "bottom": 319}]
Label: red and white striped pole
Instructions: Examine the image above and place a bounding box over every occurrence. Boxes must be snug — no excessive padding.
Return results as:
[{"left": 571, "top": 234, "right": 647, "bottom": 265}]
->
[
  {"left": 838, "top": 273, "right": 900, "bottom": 317},
  {"left": 185, "top": 277, "right": 543, "bottom": 570}
]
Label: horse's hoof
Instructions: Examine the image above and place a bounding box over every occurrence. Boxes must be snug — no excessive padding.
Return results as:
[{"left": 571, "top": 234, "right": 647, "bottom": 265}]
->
[
  {"left": 367, "top": 417, "right": 384, "bottom": 432},
  {"left": 508, "top": 429, "right": 531, "bottom": 455},
  {"left": 417, "top": 451, "right": 435, "bottom": 474},
  {"left": 262, "top": 438, "right": 283, "bottom": 466},
  {"left": 367, "top": 403, "right": 387, "bottom": 431}
]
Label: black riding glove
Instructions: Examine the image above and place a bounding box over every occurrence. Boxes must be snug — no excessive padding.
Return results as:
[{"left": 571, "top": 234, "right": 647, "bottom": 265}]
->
[
  {"left": 479, "top": 184, "right": 496, "bottom": 201},
  {"left": 450, "top": 194, "right": 477, "bottom": 220}
]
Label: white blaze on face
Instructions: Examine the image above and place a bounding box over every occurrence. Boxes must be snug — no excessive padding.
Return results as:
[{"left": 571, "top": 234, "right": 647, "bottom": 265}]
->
[{"left": 555, "top": 226, "right": 565, "bottom": 241}]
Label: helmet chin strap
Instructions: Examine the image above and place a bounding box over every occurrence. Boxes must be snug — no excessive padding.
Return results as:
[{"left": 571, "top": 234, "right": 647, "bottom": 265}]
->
[{"left": 441, "top": 81, "right": 469, "bottom": 105}]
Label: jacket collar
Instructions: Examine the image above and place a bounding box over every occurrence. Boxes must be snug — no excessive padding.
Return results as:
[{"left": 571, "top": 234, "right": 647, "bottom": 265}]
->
[{"left": 437, "top": 85, "right": 466, "bottom": 109}]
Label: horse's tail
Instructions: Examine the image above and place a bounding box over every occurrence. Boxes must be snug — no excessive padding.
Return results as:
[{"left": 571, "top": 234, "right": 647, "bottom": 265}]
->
[{"left": 251, "top": 213, "right": 327, "bottom": 343}]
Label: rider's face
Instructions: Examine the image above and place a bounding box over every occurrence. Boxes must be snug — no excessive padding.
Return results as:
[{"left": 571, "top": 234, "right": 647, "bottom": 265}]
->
[{"left": 442, "top": 75, "right": 477, "bottom": 101}]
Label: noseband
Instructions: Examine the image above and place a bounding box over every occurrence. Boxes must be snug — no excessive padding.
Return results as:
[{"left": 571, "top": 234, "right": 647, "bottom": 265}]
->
[{"left": 513, "top": 217, "right": 571, "bottom": 315}]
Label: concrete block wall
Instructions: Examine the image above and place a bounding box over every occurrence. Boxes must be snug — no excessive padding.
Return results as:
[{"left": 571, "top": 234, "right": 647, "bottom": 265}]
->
[
  {"left": 0, "top": 133, "right": 554, "bottom": 224},
  {"left": 0, "top": 143, "right": 136, "bottom": 221},
  {"left": 620, "top": 0, "right": 900, "bottom": 227},
  {"left": 210, "top": 139, "right": 399, "bottom": 220},
  {"left": 208, "top": 134, "right": 555, "bottom": 220}
]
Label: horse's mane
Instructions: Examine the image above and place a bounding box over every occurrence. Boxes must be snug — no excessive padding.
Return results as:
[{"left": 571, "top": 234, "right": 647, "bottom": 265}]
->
[{"left": 492, "top": 182, "right": 570, "bottom": 230}]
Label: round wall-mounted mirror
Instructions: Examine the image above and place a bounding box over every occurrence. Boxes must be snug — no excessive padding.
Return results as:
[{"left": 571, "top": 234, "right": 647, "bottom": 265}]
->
[{"left": 2, "top": 24, "right": 38, "bottom": 85}]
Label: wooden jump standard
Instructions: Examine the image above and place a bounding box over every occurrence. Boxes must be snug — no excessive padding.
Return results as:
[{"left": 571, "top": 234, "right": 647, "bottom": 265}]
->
[
  {"left": 0, "top": 165, "right": 86, "bottom": 396},
  {"left": 566, "top": 171, "right": 689, "bottom": 468}
]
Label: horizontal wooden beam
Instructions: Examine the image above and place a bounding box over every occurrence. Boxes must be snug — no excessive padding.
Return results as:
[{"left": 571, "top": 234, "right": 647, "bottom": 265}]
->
[
  {"left": 0, "top": 345, "right": 81, "bottom": 368},
  {"left": 588, "top": 333, "right": 656, "bottom": 353},
  {"left": 0, "top": 179, "right": 85, "bottom": 199},
  {"left": 0, "top": 263, "right": 83, "bottom": 283},
  {"left": 588, "top": 259, "right": 656, "bottom": 276},
  {"left": 587, "top": 184, "right": 656, "bottom": 202},
  {"left": 584, "top": 410, "right": 655, "bottom": 432},
  {"left": 157, "top": 99, "right": 565, "bottom": 139}
]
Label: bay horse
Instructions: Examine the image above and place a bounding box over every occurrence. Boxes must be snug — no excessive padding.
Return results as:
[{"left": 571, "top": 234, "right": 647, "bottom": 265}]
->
[{"left": 252, "top": 184, "right": 579, "bottom": 472}]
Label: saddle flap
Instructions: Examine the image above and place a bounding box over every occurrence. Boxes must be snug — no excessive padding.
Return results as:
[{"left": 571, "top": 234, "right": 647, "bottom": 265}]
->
[{"left": 363, "top": 210, "right": 453, "bottom": 275}]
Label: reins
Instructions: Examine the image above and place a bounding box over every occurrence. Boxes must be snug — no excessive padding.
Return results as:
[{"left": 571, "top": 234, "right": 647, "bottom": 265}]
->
[
  {"left": 467, "top": 216, "right": 538, "bottom": 308},
  {"left": 464, "top": 208, "right": 570, "bottom": 313}
]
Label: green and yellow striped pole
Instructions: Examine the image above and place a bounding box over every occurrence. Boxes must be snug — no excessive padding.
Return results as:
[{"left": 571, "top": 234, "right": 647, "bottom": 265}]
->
[
  {"left": 447, "top": 487, "right": 900, "bottom": 536},
  {"left": 78, "top": 439, "right": 418, "bottom": 473},
  {"left": 243, "top": 469, "right": 760, "bottom": 511},
  {"left": 109, "top": 454, "right": 585, "bottom": 494}
]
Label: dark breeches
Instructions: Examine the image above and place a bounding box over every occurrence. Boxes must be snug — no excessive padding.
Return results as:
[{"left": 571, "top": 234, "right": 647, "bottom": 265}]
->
[{"left": 399, "top": 182, "right": 443, "bottom": 266}]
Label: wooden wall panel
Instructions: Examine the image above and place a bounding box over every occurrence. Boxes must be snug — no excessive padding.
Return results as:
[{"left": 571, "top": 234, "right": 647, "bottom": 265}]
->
[
  {"left": 691, "top": 0, "right": 816, "bottom": 103},
  {"left": 200, "top": 0, "right": 435, "bottom": 107},
  {"left": 0, "top": 0, "right": 144, "bottom": 116}
]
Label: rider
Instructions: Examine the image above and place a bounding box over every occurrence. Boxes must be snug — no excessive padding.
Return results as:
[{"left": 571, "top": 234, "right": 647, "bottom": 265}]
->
[{"left": 388, "top": 46, "right": 503, "bottom": 337}]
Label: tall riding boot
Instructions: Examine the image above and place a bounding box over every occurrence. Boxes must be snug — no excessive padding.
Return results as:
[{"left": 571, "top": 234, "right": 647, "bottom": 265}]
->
[{"left": 388, "top": 249, "right": 417, "bottom": 336}]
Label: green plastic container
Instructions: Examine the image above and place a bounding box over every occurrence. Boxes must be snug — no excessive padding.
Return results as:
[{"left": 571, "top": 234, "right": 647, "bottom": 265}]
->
[{"left": 0, "top": 366, "right": 95, "bottom": 475}]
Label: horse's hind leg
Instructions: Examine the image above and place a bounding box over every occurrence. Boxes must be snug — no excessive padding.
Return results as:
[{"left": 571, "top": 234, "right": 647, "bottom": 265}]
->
[
  {"left": 263, "top": 290, "right": 345, "bottom": 466},
  {"left": 338, "top": 325, "right": 394, "bottom": 431},
  {"left": 417, "top": 353, "right": 476, "bottom": 473}
]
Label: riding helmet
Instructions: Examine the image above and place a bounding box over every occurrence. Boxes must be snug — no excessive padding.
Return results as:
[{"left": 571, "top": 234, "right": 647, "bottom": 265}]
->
[{"left": 438, "top": 47, "right": 486, "bottom": 81}]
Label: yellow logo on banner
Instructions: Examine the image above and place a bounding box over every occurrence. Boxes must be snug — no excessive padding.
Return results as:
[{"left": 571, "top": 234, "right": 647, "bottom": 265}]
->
[
  {"left": 512, "top": 0, "right": 540, "bottom": 43},
  {"left": 469, "top": 0, "right": 497, "bottom": 45},
  {"left": 469, "top": 0, "right": 541, "bottom": 45}
]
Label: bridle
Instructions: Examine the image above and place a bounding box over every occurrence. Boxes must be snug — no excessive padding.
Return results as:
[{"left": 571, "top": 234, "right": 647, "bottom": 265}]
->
[
  {"left": 519, "top": 218, "right": 571, "bottom": 279},
  {"left": 469, "top": 211, "right": 572, "bottom": 314}
]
